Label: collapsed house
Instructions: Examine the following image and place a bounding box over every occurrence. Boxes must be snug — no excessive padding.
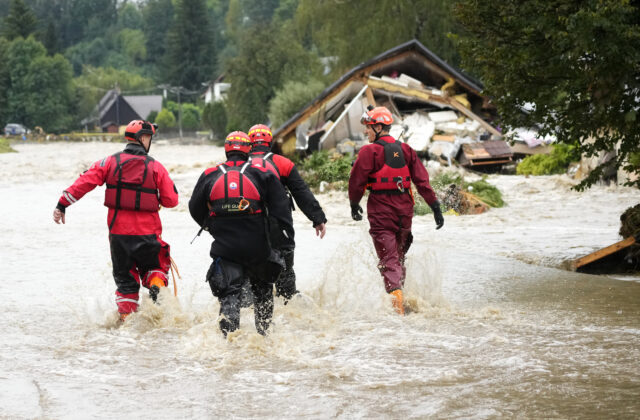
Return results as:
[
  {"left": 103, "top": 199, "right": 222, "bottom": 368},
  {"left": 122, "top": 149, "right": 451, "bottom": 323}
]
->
[{"left": 272, "top": 39, "right": 512, "bottom": 170}]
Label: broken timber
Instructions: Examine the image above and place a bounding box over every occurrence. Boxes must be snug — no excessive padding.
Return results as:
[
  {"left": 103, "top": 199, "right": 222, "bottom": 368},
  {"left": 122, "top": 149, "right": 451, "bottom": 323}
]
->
[{"left": 572, "top": 234, "right": 639, "bottom": 273}]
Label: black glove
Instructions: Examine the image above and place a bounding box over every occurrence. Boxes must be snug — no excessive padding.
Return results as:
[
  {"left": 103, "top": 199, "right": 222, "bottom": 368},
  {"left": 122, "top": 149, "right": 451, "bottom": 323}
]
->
[
  {"left": 350, "top": 202, "right": 363, "bottom": 221},
  {"left": 429, "top": 201, "right": 444, "bottom": 230}
]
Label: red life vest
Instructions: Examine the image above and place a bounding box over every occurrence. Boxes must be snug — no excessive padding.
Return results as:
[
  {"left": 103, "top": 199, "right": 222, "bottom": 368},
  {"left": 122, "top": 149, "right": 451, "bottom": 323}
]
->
[
  {"left": 104, "top": 152, "right": 160, "bottom": 212},
  {"left": 208, "top": 162, "right": 263, "bottom": 216},
  {"left": 249, "top": 152, "right": 280, "bottom": 179},
  {"left": 367, "top": 139, "right": 411, "bottom": 193}
]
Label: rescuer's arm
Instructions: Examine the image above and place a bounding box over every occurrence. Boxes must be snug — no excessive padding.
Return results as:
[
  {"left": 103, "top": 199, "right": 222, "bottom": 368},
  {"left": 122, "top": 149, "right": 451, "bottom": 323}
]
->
[
  {"left": 53, "top": 158, "right": 109, "bottom": 224},
  {"left": 155, "top": 162, "right": 179, "bottom": 208},
  {"left": 282, "top": 165, "right": 327, "bottom": 227},
  {"left": 188, "top": 172, "right": 210, "bottom": 227}
]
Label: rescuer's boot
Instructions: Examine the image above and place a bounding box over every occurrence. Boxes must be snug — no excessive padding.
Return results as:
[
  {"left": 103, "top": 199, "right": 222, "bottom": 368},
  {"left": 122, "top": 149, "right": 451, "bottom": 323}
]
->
[
  {"left": 390, "top": 289, "right": 405, "bottom": 315},
  {"left": 148, "top": 275, "right": 167, "bottom": 303}
]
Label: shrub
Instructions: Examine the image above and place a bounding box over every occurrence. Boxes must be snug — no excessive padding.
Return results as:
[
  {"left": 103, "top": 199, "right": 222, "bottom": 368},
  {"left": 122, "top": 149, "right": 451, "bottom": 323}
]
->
[
  {"left": 155, "top": 108, "right": 176, "bottom": 129},
  {"left": 516, "top": 143, "right": 581, "bottom": 176},
  {"left": 297, "top": 150, "right": 351, "bottom": 189},
  {"left": 268, "top": 78, "right": 326, "bottom": 128},
  {"left": 202, "top": 101, "right": 227, "bottom": 139}
]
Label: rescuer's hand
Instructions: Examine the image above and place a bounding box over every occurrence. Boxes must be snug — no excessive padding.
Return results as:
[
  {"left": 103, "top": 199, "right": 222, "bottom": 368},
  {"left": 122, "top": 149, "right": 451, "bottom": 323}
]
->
[
  {"left": 53, "top": 208, "right": 66, "bottom": 224},
  {"left": 429, "top": 201, "right": 444, "bottom": 229},
  {"left": 350, "top": 202, "right": 363, "bottom": 221},
  {"left": 314, "top": 223, "right": 326, "bottom": 238}
]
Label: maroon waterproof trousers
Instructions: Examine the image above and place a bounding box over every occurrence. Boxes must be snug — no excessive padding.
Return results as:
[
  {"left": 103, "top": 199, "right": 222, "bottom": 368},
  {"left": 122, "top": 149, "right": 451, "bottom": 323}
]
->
[{"left": 367, "top": 194, "right": 414, "bottom": 293}]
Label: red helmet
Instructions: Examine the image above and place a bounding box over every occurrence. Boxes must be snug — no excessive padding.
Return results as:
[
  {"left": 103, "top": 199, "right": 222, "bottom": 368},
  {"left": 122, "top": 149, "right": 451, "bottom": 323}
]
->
[
  {"left": 361, "top": 106, "right": 393, "bottom": 126},
  {"left": 248, "top": 124, "right": 273, "bottom": 145},
  {"left": 224, "top": 131, "right": 252, "bottom": 154},
  {"left": 124, "top": 120, "right": 157, "bottom": 142}
]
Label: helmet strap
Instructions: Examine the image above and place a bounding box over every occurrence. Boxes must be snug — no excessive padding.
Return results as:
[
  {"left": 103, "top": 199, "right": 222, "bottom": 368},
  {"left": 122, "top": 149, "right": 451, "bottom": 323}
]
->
[{"left": 373, "top": 124, "right": 383, "bottom": 141}]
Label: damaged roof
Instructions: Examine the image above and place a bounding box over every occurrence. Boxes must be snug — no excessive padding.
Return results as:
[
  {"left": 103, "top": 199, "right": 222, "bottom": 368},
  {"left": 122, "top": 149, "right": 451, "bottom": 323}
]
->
[{"left": 273, "top": 39, "right": 497, "bottom": 148}]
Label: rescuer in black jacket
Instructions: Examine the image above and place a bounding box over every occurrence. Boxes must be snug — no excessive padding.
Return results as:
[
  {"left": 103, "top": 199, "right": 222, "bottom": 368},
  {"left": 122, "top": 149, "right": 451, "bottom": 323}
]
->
[
  {"left": 247, "top": 124, "right": 327, "bottom": 302},
  {"left": 189, "top": 131, "right": 294, "bottom": 336}
]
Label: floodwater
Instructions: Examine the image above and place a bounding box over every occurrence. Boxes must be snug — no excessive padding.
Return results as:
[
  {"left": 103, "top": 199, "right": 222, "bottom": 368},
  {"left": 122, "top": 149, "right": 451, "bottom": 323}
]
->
[{"left": 0, "top": 142, "right": 638, "bottom": 419}]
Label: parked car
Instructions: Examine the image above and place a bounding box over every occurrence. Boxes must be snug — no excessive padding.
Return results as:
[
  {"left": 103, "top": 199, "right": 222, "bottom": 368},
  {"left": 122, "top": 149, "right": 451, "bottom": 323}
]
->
[{"left": 4, "top": 123, "right": 29, "bottom": 136}]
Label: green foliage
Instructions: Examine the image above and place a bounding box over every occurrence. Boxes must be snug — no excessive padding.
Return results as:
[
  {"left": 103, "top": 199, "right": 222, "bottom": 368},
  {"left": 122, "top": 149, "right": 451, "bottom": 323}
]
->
[
  {"left": 141, "top": 0, "right": 174, "bottom": 76},
  {"left": 454, "top": 0, "right": 640, "bottom": 189},
  {"left": 155, "top": 108, "right": 176, "bottom": 129},
  {"left": 224, "top": 22, "right": 323, "bottom": 130},
  {"left": 202, "top": 101, "right": 227, "bottom": 138},
  {"left": 268, "top": 78, "right": 326, "bottom": 128},
  {"left": 117, "top": 2, "right": 143, "bottom": 30},
  {"left": 0, "top": 137, "right": 16, "bottom": 153},
  {"left": 164, "top": 0, "right": 215, "bottom": 91},
  {"left": 296, "top": 0, "right": 460, "bottom": 73},
  {"left": 1, "top": 0, "right": 37, "bottom": 40},
  {"left": 0, "top": 37, "right": 9, "bottom": 126},
  {"left": 180, "top": 103, "right": 202, "bottom": 131},
  {"left": 1, "top": 37, "right": 74, "bottom": 132},
  {"left": 117, "top": 29, "right": 147, "bottom": 65},
  {"left": 516, "top": 144, "right": 581, "bottom": 176},
  {"left": 297, "top": 150, "right": 352, "bottom": 189},
  {"left": 24, "top": 53, "right": 75, "bottom": 132},
  {"left": 147, "top": 110, "right": 158, "bottom": 123},
  {"left": 465, "top": 179, "right": 505, "bottom": 208}
]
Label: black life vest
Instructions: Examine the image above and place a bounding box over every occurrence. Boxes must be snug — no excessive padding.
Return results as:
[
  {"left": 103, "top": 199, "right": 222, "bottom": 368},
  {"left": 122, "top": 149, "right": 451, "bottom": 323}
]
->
[
  {"left": 249, "top": 152, "right": 280, "bottom": 179},
  {"left": 208, "top": 161, "right": 263, "bottom": 216},
  {"left": 367, "top": 139, "right": 411, "bottom": 194},
  {"left": 104, "top": 152, "right": 159, "bottom": 211}
]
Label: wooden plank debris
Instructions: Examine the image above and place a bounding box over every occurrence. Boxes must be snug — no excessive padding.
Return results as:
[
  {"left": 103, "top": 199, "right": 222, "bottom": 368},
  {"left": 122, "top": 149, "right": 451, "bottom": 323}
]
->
[{"left": 572, "top": 236, "right": 637, "bottom": 271}]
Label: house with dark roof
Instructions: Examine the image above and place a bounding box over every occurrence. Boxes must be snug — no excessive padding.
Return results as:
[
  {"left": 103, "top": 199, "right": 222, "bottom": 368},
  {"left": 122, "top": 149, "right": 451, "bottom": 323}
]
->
[
  {"left": 272, "top": 39, "right": 502, "bottom": 159},
  {"left": 82, "top": 90, "right": 163, "bottom": 132}
]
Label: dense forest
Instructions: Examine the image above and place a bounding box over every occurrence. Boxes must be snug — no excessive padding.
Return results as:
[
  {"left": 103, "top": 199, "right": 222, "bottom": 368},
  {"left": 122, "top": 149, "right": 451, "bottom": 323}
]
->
[{"left": 0, "top": 0, "right": 459, "bottom": 134}]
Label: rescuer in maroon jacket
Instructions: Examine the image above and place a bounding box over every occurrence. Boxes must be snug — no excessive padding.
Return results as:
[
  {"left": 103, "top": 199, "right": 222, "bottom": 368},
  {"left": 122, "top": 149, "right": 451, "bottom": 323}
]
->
[
  {"left": 52, "top": 120, "right": 179, "bottom": 322},
  {"left": 189, "top": 131, "right": 294, "bottom": 336},
  {"left": 348, "top": 106, "right": 444, "bottom": 315},
  {"left": 247, "top": 124, "right": 327, "bottom": 302}
]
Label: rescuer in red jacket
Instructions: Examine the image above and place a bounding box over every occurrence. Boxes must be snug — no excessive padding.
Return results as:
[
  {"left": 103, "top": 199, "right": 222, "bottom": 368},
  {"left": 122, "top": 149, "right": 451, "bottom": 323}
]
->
[
  {"left": 189, "top": 131, "right": 294, "bottom": 336},
  {"left": 52, "top": 120, "right": 179, "bottom": 322},
  {"left": 247, "top": 124, "right": 327, "bottom": 302},
  {"left": 348, "top": 106, "right": 444, "bottom": 315}
]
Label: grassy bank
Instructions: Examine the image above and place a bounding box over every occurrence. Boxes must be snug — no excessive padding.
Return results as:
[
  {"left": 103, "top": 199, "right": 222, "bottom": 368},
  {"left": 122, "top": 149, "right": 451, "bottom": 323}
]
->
[{"left": 0, "top": 138, "right": 16, "bottom": 153}]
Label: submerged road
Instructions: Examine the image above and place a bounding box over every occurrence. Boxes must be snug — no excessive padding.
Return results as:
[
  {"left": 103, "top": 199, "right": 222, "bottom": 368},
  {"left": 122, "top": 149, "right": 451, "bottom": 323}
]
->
[{"left": 0, "top": 142, "right": 638, "bottom": 419}]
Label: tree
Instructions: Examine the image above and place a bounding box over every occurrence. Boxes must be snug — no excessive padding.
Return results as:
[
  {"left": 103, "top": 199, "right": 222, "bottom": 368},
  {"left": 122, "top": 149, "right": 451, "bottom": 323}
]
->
[
  {"left": 24, "top": 53, "right": 75, "bottom": 132},
  {"left": 1, "top": 0, "right": 37, "bottom": 40},
  {"left": 117, "top": 2, "right": 143, "bottom": 30},
  {"left": 141, "top": 0, "right": 174, "bottom": 75},
  {"left": 5, "top": 36, "right": 46, "bottom": 125},
  {"left": 164, "top": 0, "right": 216, "bottom": 91},
  {"left": 454, "top": 0, "right": 640, "bottom": 189},
  {"left": 296, "top": 0, "right": 460, "bottom": 74},
  {"left": 224, "top": 23, "right": 323, "bottom": 130},
  {"left": 0, "top": 37, "right": 10, "bottom": 126},
  {"left": 202, "top": 100, "right": 227, "bottom": 138},
  {"left": 268, "top": 78, "right": 325, "bottom": 128},
  {"left": 3, "top": 37, "right": 74, "bottom": 131}
]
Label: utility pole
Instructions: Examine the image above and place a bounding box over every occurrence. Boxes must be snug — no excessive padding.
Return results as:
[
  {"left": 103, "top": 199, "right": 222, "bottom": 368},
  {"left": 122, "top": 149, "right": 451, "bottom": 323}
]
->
[{"left": 177, "top": 87, "right": 182, "bottom": 140}]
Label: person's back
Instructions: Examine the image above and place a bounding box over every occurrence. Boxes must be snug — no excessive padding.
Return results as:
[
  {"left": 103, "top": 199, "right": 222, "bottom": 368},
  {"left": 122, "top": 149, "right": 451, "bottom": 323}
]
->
[
  {"left": 349, "top": 107, "right": 443, "bottom": 315},
  {"left": 247, "top": 124, "right": 327, "bottom": 301},
  {"left": 189, "top": 131, "right": 293, "bottom": 336},
  {"left": 53, "top": 120, "right": 178, "bottom": 321}
]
